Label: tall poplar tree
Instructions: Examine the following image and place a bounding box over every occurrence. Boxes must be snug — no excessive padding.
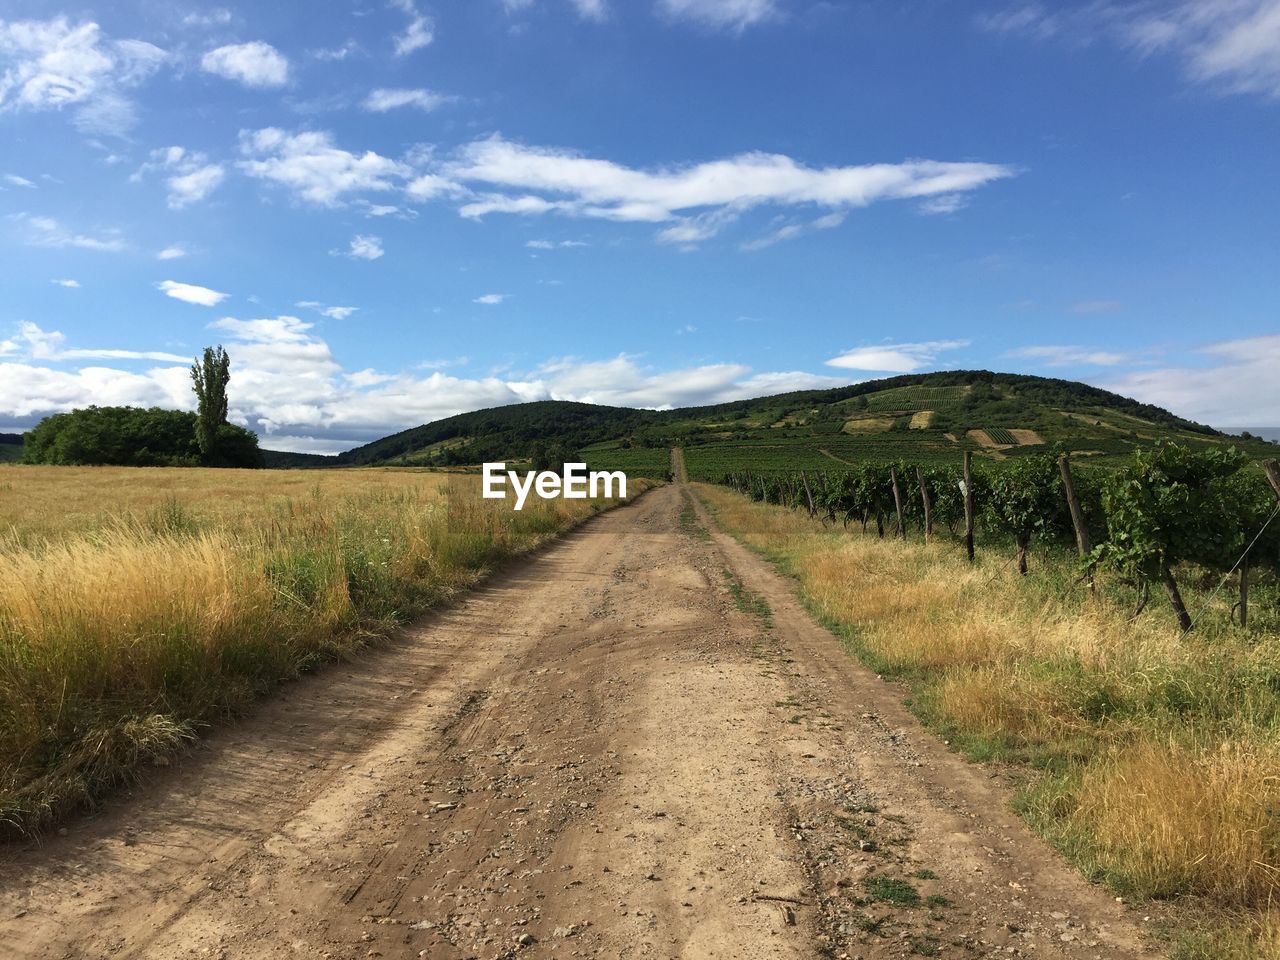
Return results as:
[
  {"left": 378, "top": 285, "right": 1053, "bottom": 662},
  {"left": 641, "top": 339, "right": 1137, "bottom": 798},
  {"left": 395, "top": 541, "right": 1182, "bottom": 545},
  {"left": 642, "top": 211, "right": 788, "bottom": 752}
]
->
[{"left": 191, "top": 345, "right": 231, "bottom": 464}]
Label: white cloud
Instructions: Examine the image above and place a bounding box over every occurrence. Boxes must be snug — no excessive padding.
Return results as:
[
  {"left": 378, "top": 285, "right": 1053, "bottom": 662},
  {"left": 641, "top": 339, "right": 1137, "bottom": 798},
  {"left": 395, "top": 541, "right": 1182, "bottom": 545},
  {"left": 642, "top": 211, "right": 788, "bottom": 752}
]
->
[
  {"left": 981, "top": 1, "right": 1280, "bottom": 99},
  {"left": 657, "top": 0, "right": 779, "bottom": 31},
  {"left": 238, "top": 128, "right": 412, "bottom": 206},
  {"left": 157, "top": 244, "right": 188, "bottom": 260},
  {"left": 135, "top": 146, "right": 225, "bottom": 209},
  {"left": 826, "top": 340, "right": 970, "bottom": 373},
  {"left": 228, "top": 130, "right": 1009, "bottom": 245},
  {"left": 1104, "top": 335, "right": 1280, "bottom": 426},
  {"left": 157, "top": 279, "right": 229, "bottom": 306},
  {"left": 332, "top": 234, "right": 384, "bottom": 260},
  {"left": 167, "top": 164, "right": 225, "bottom": 209},
  {"left": 391, "top": 0, "right": 434, "bottom": 56},
  {"left": 1005, "top": 345, "right": 1132, "bottom": 367},
  {"left": 442, "top": 135, "right": 1014, "bottom": 242},
  {"left": 1, "top": 319, "right": 854, "bottom": 449},
  {"left": 473, "top": 293, "right": 509, "bottom": 304},
  {"left": 202, "top": 41, "right": 288, "bottom": 88},
  {"left": 3, "top": 173, "right": 36, "bottom": 188},
  {"left": 51, "top": 278, "right": 80, "bottom": 288},
  {"left": 362, "top": 87, "right": 452, "bottom": 112},
  {"left": 10, "top": 212, "right": 125, "bottom": 251},
  {"left": 0, "top": 17, "right": 167, "bottom": 133}
]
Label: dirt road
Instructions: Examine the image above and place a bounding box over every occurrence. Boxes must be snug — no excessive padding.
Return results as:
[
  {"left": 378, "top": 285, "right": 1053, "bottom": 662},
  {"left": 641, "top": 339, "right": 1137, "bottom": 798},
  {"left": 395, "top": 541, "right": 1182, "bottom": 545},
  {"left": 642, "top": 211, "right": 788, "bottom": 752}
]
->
[{"left": 0, "top": 480, "right": 1158, "bottom": 960}]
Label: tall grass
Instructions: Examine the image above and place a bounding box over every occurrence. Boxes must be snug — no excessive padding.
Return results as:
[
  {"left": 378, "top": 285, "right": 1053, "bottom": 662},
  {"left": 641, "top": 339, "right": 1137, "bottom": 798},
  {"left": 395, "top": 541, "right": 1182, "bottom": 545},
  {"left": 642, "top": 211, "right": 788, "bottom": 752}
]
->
[
  {"left": 0, "top": 467, "right": 646, "bottom": 833},
  {"left": 694, "top": 482, "right": 1280, "bottom": 959}
]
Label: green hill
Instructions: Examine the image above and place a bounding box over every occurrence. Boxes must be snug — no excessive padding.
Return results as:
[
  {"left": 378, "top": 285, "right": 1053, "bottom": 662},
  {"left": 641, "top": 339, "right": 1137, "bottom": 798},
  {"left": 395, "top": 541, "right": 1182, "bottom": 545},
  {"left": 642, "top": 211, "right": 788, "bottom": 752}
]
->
[{"left": 334, "top": 370, "right": 1278, "bottom": 478}]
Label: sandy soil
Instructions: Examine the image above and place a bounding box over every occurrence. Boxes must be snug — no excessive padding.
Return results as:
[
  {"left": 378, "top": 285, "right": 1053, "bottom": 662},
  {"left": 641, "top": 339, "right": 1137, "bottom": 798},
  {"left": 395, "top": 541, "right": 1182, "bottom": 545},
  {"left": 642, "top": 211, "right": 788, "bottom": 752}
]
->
[{"left": 0, "top": 477, "right": 1159, "bottom": 960}]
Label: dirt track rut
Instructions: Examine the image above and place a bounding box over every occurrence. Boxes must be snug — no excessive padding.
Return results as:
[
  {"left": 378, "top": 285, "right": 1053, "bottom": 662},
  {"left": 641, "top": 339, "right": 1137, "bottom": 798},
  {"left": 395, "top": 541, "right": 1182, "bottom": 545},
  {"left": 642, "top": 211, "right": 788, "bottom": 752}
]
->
[{"left": 0, "top": 479, "right": 1158, "bottom": 959}]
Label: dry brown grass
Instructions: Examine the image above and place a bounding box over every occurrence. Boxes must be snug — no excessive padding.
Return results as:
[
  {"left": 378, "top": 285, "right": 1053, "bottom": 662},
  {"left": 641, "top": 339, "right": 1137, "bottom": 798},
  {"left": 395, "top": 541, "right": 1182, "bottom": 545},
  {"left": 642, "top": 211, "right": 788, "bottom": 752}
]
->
[
  {"left": 0, "top": 466, "right": 647, "bottom": 832},
  {"left": 842, "top": 417, "right": 894, "bottom": 435},
  {"left": 694, "top": 481, "right": 1280, "bottom": 957},
  {"left": 0, "top": 465, "right": 448, "bottom": 540}
]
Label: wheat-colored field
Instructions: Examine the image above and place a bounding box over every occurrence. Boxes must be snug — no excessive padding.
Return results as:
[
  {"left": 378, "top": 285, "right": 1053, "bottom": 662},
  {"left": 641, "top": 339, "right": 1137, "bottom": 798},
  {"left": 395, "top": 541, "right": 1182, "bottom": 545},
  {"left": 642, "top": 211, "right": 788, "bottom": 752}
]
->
[
  {"left": 0, "top": 465, "right": 644, "bottom": 833},
  {"left": 694, "top": 481, "right": 1280, "bottom": 960}
]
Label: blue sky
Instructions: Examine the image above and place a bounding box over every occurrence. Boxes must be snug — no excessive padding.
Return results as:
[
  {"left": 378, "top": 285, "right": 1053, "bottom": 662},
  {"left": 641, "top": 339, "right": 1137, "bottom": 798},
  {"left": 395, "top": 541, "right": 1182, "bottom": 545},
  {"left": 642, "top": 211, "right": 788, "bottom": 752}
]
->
[{"left": 2, "top": 0, "right": 1278, "bottom": 452}]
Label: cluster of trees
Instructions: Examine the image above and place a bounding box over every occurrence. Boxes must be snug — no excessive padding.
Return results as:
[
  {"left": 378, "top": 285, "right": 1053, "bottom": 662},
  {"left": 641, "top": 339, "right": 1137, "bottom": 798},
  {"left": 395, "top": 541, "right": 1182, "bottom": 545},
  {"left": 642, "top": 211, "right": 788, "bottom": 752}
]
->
[
  {"left": 22, "top": 407, "right": 261, "bottom": 468},
  {"left": 720, "top": 444, "right": 1280, "bottom": 632},
  {"left": 21, "top": 346, "right": 263, "bottom": 468}
]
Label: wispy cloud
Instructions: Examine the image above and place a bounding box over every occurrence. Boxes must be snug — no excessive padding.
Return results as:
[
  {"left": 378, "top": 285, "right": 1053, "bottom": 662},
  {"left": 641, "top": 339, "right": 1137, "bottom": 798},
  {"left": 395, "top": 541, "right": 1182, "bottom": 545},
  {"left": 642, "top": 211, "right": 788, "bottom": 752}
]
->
[
  {"left": 10, "top": 212, "right": 125, "bottom": 251},
  {"left": 157, "top": 244, "right": 188, "bottom": 260},
  {"left": 1072, "top": 299, "right": 1123, "bottom": 314},
  {"left": 917, "top": 193, "right": 970, "bottom": 215},
  {"left": 825, "top": 339, "right": 970, "bottom": 373},
  {"left": 2, "top": 321, "right": 189, "bottom": 364},
  {"left": 51, "top": 278, "right": 80, "bottom": 288},
  {"left": 134, "top": 146, "right": 225, "bottom": 209},
  {"left": 741, "top": 211, "right": 846, "bottom": 251},
  {"left": 332, "top": 234, "right": 385, "bottom": 260},
  {"left": 473, "top": 293, "right": 509, "bottom": 305},
  {"left": 390, "top": 0, "right": 434, "bottom": 56},
  {"left": 1005, "top": 344, "right": 1132, "bottom": 366},
  {"left": 157, "top": 280, "right": 228, "bottom": 306},
  {"left": 980, "top": 1, "right": 1280, "bottom": 99},
  {"left": 3, "top": 173, "right": 36, "bottom": 188},
  {"left": 526, "top": 238, "right": 590, "bottom": 249},
  {"left": 362, "top": 87, "right": 453, "bottom": 112},
  {"left": 657, "top": 0, "right": 780, "bottom": 31},
  {"left": 312, "top": 40, "right": 359, "bottom": 61},
  {"left": 0, "top": 17, "right": 168, "bottom": 134},
  {"left": 445, "top": 135, "right": 1015, "bottom": 245},
  {"left": 297, "top": 300, "right": 358, "bottom": 320}
]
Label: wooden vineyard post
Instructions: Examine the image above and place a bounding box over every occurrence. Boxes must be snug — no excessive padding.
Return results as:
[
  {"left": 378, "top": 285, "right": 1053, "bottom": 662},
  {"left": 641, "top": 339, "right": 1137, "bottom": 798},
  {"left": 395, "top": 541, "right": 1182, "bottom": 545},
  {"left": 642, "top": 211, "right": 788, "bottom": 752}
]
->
[
  {"left": 1253, "top": 459, "right": 1280, "bottom": 628},
  {"left": 1238, "top": 557, "right": 1250, "bottom": 628},
  {"left": 1264, "top": 459, "right": 1280, "bottom": 500},
  {"left": 1059, "top": 453, "right": 1094, "bottom": 590},
  {"left": 889, "top": 466, "right": 906, "bottom": 540},
  {"left": 800, "top": 471, "right": 816, "bottom": 517},
  {"left": 963, "top": 451, "right": 975, "bottom": 562},
  {"left": 916, "top": 466, "right": 933, "bottom": 544}
]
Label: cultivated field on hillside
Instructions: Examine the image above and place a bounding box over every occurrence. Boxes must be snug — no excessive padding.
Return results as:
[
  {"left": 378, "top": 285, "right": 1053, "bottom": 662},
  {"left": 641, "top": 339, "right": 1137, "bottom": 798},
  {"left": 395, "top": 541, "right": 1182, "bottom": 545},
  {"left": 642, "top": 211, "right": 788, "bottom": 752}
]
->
[
  {"left": 0, "top": 466, "right": 643, "bottom": 832},
  {"left": 695, "top": 482, "right": 1280, "bottom": 958}
]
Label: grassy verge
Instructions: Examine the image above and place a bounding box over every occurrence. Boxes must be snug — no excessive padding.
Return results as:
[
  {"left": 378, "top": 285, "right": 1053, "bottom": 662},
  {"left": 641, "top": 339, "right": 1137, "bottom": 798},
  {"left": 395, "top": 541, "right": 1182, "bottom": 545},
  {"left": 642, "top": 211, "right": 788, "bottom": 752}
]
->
[
  {"left": 693, "top": 482, "right": 1280, "bottom": 959},
  {"left": 0, "top": 467, "right": 651, "bottom": 834}
]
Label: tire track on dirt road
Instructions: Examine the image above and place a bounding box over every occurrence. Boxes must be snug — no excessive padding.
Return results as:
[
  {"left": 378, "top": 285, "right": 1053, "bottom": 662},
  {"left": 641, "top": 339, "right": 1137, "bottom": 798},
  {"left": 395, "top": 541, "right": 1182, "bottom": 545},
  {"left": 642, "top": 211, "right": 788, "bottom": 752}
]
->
[{"left": 0, "top": 478, "right": 1159, "bottom": 959}]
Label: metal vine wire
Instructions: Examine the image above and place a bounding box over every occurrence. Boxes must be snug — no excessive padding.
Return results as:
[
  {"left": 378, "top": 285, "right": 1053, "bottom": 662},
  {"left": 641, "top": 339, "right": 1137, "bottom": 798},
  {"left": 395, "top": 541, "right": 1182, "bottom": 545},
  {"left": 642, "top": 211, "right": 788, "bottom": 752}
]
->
[{"left": 1182, "top": 498, "right": 1280, "bottom": 636}]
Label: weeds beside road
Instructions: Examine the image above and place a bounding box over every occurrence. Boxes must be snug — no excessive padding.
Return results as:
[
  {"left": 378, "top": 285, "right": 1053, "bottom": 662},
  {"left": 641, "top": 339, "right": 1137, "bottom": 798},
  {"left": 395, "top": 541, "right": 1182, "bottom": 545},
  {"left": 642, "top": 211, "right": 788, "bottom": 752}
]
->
[
  {"left": 694, "top": 481, "right": 1280, "bottom": 959},
  {"left": 0, "top": 466, "right": 646, "bottom": 834}
]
